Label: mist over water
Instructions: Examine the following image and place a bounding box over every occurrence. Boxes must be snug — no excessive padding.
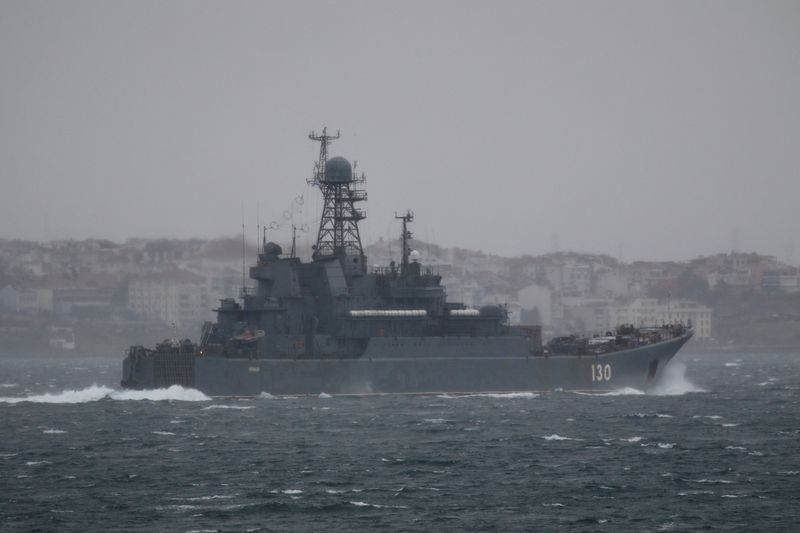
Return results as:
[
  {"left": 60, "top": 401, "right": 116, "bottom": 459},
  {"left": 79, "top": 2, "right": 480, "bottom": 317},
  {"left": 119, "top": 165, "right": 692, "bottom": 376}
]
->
[{"left": 1, "top": 350, "right": 799, "bottom": 531}]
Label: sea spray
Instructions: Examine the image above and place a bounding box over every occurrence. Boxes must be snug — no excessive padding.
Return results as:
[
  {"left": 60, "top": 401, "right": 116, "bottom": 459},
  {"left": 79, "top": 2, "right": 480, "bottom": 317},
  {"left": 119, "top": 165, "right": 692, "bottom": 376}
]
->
[
  {"left": 0, "top": 384, "right": 210, "bottom": 404},
  {"left": 650, "top": 362, "right": 707, "bottom": 395}
]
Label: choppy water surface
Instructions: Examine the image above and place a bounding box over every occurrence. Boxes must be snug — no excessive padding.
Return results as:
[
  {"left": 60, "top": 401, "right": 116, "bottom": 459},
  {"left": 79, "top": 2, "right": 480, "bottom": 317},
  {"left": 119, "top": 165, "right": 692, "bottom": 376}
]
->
[{"left": 1, "top": 351, "right": 799, "bottom": 532}]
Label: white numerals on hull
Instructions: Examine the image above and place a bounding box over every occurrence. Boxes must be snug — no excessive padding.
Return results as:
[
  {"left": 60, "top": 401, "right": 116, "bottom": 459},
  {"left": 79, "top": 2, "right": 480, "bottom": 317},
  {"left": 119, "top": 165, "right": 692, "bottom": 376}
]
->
[{"left": 591, "top": 363, "right": 612, "bottom": 382}]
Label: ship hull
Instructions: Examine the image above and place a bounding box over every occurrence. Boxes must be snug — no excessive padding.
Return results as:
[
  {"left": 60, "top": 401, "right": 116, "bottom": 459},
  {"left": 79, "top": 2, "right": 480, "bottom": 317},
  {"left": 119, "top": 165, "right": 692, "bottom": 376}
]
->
[{"left": 122, "top": 333, "right": 691, "bottom": 396}]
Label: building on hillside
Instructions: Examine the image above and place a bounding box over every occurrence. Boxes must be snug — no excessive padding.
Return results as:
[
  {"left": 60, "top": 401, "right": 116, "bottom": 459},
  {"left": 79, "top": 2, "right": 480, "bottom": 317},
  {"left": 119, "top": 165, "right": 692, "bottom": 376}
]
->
[
  {"left": 762, "top": 270, "right": 800, "bottom": 293},
  {"left": 701, "top": 252, "right": 781, "bottom": 291},
  {"left": 128, "top": 270, "right": 209, "bottom": 329},
  {"left": 53, "top": 287, "right": 120, "bottom": 318},
  {"left": 0, "top": 285, "right": 20, "bottom": 311},
  {"left": 594, "top": 269, "right": 631, "bottom": 298},
  {"left": 0, "top": 286, "right": 49, "bottom": 314}
]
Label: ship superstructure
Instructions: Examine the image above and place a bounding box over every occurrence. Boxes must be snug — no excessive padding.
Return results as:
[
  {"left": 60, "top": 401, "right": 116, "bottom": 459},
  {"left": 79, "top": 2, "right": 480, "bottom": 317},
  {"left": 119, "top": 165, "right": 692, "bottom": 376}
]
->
[{"left": 199, "top": 129, "right": 515, "bottom": 362}]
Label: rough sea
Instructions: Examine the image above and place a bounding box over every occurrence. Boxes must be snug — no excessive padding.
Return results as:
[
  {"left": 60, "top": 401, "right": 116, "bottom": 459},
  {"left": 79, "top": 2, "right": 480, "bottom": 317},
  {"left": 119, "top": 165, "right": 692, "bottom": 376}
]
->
[{"left": 1, "top": 350, "right": 799, "bottom": 532}]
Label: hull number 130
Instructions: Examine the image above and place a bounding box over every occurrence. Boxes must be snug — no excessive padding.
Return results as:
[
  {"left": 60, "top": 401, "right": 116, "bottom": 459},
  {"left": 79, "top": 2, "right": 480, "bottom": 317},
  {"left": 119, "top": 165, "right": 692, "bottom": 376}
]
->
[{"left": 591, "top": 363, "right": 612, "bottom": 382}]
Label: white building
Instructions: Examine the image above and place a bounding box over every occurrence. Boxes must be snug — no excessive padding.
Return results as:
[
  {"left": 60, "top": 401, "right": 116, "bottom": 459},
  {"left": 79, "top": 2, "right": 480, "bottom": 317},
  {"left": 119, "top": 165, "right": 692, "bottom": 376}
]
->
[
  {"left": 762, "top": 270, "right": 800, "bottom": 293},
  {"left": 128, "top": 270, "right": 209, "bottom": 329},
  {"left": 594, "top": 269, "right": 630, "bottom": 298}
]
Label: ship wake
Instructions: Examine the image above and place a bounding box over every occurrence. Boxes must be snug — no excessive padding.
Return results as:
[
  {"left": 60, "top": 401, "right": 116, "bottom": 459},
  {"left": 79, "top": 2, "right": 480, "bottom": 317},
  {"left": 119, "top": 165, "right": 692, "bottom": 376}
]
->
[{"left": 0, "top": 384, "right": 210, "bottom": 404}]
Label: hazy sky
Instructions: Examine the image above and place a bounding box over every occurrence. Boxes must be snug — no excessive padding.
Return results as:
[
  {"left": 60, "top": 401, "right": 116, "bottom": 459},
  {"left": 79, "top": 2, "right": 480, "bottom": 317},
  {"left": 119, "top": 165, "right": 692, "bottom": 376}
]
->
[{"left": 1, "top": 1, "right": 799, "bottom": 262}]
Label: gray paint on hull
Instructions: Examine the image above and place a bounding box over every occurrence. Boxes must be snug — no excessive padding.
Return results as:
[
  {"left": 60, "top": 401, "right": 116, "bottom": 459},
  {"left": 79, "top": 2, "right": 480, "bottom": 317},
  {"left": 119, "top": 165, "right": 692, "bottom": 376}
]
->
[{"left": 191, "top": 333, "right": 690, "bottom": 396}]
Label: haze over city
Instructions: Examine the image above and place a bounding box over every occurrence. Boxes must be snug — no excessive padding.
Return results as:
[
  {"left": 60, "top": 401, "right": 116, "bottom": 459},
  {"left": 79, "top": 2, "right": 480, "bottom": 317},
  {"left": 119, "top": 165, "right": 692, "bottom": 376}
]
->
[{"left": 1, "top": 1, "right": 799, "bottom": 262}]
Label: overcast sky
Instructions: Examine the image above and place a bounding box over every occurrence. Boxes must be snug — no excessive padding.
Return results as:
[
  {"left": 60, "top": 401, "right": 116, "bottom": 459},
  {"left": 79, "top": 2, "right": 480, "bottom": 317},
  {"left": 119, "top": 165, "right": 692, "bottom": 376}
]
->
[{"left": 1, "top": 1, "right": 798, "bottom": 262}]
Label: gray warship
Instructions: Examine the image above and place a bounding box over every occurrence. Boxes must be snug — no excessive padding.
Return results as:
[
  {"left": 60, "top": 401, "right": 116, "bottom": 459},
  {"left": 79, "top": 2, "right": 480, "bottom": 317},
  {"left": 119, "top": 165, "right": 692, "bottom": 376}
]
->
[{"left": 122, "top": 129, "right": 692, "bottom": 396}]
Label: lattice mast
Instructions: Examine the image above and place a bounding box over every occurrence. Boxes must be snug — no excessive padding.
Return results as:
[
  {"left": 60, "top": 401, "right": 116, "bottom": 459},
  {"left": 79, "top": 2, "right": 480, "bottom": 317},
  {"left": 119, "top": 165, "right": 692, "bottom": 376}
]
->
[
  {"left": 308, "top": 127, "right": 339, "bottom": 185},
  {"left": 308, "top": 128, "right": 367, "bottom": 273},
  {"left": 395, "top": 210, "right": 414, "bottom": 276}
]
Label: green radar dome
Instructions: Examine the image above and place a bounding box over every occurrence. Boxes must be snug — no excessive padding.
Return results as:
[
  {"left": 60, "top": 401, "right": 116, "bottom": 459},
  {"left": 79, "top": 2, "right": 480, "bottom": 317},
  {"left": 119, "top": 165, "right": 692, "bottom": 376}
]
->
[{"left": 324, "top": 156, "right": 353, "bottom": 183}]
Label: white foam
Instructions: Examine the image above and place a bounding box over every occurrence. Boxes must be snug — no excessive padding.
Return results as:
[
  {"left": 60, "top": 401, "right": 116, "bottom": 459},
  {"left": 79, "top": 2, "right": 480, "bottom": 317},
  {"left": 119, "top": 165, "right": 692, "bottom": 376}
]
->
[
  {"left": 473, "top": 392, "right": 538, "bottom": 399},
  {"left": 349, "top": 500, "right": 408, "bottom": 509},
  {"left": 156, "top": 504, "right": 201, "bottom": 511},
  {"left": 574, "top": 387, "right": 645, "bottom": 396},
  {"left": 0, "top": 383, "right": 18, "bottom": 388},
  {"left": 542, "top": 503, "right": 565, "bottom": 507},
  {"left": 437, "top": 392, "right": 538, "bottom": 399},
  {"left": 0, "top": 384, "right": 210, "bottom": 404},
  {"left": 423, "top": 418, "right": 449, "bottom": 424},
  {"left": 318, "top": 392, "right": 332, "bottom": 399},
  {"left": 325, "top": 489, "right": 345, "bottom": 494},
  {"left": 542, "top": 434, "right": 582, "bottom": 441},
  {"left": 26, "top": 461, "right": 50, "bottom": 466},
  {"left": 692, "top": 478, "right": 734, "bottom": 484},
  {"left": 0, "top": 385, "right": 114, "bottom": 404},
  {"left": 257, "top": 392, "right": 297, "bottom": 400},
  {"left": 724, "top": 362, "right": 740, "bottom": 367},
  {"left": 721, "top": 423, "right": 739, "bottom": 427},
  {"left": 650, "top": 362, "right": 707, "bottom": 395},
  {"left": 725, "top": 446, "right": 747, "bottom": 451},
  {"left": 152, "top": 431, "right": 176, "bottom": 436},
  {"left": 202, "top": 405, "right": 255, "bottom": 410},
  {"left": 630, "top": 412, "right": 673, "bottom": 419},
  {"left": 639, "top": 442, "right": 676, "bottom": 449},
  {"left": 621, "top": 436, "right": 643, "bottom": 443},
  {"left": 282, "top": 489, "right": 303, "bottom": 495},
  {"left": 176, "top": 494, "right": 236, "bottom": 501},
  {"left": 112, "top": 386, "right": 210, "bottom": 402},
  {"left": 42, "top": 429, "right": 67, "bottom": 434}
]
